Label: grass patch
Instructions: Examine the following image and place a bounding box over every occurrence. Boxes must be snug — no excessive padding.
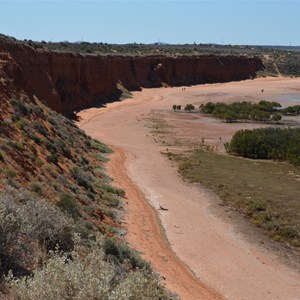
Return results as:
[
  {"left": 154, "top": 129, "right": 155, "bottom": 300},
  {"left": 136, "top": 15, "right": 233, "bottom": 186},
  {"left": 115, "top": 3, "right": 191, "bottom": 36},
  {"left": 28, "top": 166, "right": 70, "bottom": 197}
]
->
[
  {"left": 91, "top": 139, "right": 112, "bottom": 154},
  {"left": 170, "top": 149, "right": 300, "bottom": 247}
]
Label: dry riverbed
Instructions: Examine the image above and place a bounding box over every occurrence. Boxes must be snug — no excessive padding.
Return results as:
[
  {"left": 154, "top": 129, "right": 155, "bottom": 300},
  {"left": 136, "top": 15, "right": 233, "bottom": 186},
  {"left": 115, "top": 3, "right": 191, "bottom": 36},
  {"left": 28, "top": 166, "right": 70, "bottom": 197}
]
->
[{"left": 77, "top": 78, "right": 300, "bottom": 300}]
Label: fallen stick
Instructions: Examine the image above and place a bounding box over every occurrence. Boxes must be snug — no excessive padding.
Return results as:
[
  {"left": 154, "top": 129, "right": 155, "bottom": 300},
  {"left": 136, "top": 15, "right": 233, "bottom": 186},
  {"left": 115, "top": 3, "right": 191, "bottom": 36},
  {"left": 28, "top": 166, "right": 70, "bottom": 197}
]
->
[{"left": 159, "top": 204, "right": 169, "bottom": 211}]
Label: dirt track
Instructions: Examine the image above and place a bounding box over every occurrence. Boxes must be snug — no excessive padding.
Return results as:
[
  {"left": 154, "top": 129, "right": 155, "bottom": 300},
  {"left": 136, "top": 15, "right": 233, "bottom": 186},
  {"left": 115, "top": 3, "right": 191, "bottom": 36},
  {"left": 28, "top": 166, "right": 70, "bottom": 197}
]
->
[{"left": 77, "top": 78, "right": 300, "bottom": 300}]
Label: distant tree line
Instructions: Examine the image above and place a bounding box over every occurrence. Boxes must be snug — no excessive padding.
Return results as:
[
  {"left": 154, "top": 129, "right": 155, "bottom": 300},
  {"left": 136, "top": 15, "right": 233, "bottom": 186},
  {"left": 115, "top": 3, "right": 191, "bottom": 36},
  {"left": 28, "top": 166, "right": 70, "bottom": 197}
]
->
[
  {"left": 227, "top": 127, "right": 300, "bottom": 166},
  {"left": 282, "top": 105, "right": 300, "bottom": 115},
  {"left": 199, "top": 100, "right": 284, "bottom": 123},
  {"left": 172, "top": 100, "right": 300, "bottom": 123}
]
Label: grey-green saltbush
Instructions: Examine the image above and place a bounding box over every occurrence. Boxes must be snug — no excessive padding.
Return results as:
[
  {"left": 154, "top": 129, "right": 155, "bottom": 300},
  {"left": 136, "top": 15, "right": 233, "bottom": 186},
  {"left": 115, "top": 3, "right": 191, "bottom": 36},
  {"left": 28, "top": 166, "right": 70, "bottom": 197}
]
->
[{"left": 8, "top": 235, "right": 167, "bottom": 300}]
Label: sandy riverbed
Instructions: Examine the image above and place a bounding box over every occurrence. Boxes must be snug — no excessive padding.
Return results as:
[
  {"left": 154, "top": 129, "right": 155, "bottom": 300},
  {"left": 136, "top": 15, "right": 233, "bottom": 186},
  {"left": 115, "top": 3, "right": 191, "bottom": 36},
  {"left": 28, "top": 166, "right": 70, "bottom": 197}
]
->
[{"left": 77, "top": 78, "right": 300, "bottom": 300}]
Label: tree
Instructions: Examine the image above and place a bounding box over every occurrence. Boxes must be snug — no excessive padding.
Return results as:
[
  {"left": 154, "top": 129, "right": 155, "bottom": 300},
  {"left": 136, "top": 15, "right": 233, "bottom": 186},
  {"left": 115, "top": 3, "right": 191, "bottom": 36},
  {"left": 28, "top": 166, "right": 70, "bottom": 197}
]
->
[
  {"left": 172, "top": 104, "right": 177, "bottom": 111},
  {"left": 184, "top": 104, "right": 195, "bottom": 112},
  {"left": 176, "top": 105, "right": 181, "bottom": 111},
  {"left": 271, "top": 113, "right": 282, "bottom": 123}
]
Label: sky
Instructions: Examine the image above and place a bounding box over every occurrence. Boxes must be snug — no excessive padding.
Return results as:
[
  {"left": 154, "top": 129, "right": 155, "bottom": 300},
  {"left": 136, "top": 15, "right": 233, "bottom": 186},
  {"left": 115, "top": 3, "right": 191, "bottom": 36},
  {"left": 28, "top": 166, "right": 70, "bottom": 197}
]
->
[{"left": 0, "top": 0, "right": 299, "bottom": 46}]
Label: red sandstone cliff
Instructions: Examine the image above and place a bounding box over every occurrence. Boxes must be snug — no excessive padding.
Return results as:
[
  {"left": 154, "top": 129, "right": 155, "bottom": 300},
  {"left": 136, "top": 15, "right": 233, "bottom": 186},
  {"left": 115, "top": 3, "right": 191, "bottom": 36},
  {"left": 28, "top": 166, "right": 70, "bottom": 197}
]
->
[{"left": 0, "top": 39, "right": 263, "bottom": 115}]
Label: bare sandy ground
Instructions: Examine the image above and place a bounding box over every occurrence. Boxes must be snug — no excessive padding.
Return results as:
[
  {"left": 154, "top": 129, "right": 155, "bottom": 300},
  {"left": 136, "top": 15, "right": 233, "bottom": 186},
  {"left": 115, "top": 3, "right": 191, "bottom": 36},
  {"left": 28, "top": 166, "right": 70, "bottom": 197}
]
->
[{"left": 77, "top": 78, "right": 300, "bottom": 300}]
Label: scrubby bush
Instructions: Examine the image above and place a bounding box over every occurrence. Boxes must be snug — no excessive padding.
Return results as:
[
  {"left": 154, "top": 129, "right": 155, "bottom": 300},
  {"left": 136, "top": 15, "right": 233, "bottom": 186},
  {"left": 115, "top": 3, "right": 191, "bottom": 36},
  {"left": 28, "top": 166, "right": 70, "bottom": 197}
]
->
[
  {"left": 46, "top": 153, "right": 58, "bottom": 164},
  {"left": 10, "top": 99, "right": 30, "bottom": 117},
  {"left": 33, "top": 120, "right": 48, "bottom": 136},
  {"left": 57, "top": 193, "right": 80, "bottom": 218},
  {"left": 0, "top": 189, "right": 74, "bottom": 277},
  {"left": 100, "top": 183, "right": 125, "bottom": 198},
  {"left": 30, "top": 182, "right": 43, "bottom": 194},
  {"left": 91, "top": 140, "right": 112, "bottom": 154},
  {"left": 71, "top": 166, "right": 93, "bottom": 191},
  {"left": 15, "top": 118, "right": 29, "bottom": 130},
  {"left": 104, "top": 238, "right": 149, "bottom": 270},
  {"left": 8, "top": 235, "right": 167, "bottom": 300}
]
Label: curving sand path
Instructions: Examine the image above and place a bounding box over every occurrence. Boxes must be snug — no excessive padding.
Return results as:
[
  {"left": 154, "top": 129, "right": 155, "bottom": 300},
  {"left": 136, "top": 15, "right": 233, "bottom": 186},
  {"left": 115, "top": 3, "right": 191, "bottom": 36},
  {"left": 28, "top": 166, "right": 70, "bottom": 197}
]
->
[{"left": 77, "top": 78, "right": 300, "bottom": 300}]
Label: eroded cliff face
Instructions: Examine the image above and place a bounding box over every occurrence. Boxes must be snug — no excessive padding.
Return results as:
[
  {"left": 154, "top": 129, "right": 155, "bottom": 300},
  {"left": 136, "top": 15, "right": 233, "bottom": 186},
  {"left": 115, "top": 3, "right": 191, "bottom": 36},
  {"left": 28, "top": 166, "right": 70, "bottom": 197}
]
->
[{"left": 0, "top": 40, "right": 263, "bottom": 115}]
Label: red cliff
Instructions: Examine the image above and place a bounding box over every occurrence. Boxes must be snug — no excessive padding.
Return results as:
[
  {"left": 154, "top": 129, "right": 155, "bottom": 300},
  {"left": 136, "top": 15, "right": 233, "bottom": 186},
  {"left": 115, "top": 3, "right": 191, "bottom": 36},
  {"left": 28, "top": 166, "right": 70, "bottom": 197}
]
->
[{"left": 0, "top": 39, "right": 263, "bottom": 115}]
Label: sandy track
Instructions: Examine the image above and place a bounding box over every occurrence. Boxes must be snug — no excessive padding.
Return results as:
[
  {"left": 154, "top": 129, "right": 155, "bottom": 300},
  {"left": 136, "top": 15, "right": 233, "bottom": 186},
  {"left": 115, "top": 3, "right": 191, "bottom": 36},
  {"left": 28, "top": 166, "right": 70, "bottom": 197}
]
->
[{"left": 77, "top": 78, "right": 300, "bottom": 300}]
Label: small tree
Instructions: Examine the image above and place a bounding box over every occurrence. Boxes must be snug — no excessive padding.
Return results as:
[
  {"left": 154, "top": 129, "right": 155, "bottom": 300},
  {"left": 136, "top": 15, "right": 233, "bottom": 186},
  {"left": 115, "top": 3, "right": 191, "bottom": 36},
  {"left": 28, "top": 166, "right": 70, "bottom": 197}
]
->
[
  {"left": 176, "top": 105, "right": 181, "bottom": 111},
  {"left": 184, "top": 104, "right": 195, "bottom": 112},
  {"left": 172, "top": 105, "right": 177, "bottom": 111},
  {"left": 271, "top": 113, "right": 282, "bottom": 123}
]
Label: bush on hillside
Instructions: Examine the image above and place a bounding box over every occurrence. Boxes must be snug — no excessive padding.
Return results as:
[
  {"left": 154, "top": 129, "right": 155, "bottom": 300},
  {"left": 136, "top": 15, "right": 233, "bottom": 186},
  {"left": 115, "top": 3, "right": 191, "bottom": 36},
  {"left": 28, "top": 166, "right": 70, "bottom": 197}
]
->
[
  {"left": 8, "top": 235, "right": 167, "bottom": 300},
  {"left": 0, "top": 188, "right": 73, "bottom": 277}
]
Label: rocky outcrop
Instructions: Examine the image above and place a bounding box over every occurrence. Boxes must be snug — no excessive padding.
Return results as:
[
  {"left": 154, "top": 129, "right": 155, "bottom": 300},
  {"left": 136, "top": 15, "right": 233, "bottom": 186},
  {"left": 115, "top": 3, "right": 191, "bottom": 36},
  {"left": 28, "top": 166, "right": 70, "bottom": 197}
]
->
[{"left": 0, "top": 40, "right": 263, "bottom": 115}]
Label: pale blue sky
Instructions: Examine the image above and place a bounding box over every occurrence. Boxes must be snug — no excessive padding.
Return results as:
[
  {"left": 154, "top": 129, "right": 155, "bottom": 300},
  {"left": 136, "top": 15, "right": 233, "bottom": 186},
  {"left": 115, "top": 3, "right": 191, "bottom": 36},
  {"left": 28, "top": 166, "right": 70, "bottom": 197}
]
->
[{"left": 0, "top": 0, "right": 299, "bottom": 45}]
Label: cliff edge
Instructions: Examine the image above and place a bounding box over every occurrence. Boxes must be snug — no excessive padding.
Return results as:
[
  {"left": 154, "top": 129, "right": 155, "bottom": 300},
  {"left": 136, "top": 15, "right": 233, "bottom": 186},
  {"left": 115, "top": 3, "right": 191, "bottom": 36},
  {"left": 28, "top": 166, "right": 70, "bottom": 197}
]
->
[{"left": 0, "top": 37, "right": 263, "bottom": 115}]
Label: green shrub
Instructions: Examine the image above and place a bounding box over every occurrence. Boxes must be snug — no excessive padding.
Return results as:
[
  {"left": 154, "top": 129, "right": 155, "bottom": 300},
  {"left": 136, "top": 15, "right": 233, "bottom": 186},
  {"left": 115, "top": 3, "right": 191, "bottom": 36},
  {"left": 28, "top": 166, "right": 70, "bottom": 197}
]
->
[
  {"left": 29, "top": 133, "right": 43, "bottom": 145},
  {"left": 101, "top": 183, "right": 125, "bottom": 197},
  {"left": 6, "top": 139, "right": 23, "bottom": 151},
  {"left": 15, "top": 118, "right": 29, "bottom": 130},
  {"left": 280, "top": 227, "right": 299, "bottom": 238},
  {"left": 104, "top": 238, "right": 149, "bottom": 270},
  {"left": 57, "top": 193, "right": 80, "bottom": 218},
  {"left": 0, "top": 189, "right": 74, "bottom": 276},
  {"left": 46, "top": 153, "right": 58, "bottom": 164},
  {"left": 33, "top": 120, "right": 48, "bottom": 136},
  {"left": 5, "top": 167, "right": 16, "bottom": 178},
  {"left": 10, "top": 99, "right": 29, "bottom": 116},
  {"left": 91, "top": 140, "right": 112, "bottom": 153},
  {"left": 71, "top": 166, "right": 93, "bottom": 191},
  {"left": 8, "top": 235, "right": 167, "bottom": 300},
  {"left": 30, "top": 182, "right": 43, "bottom": 194},
  {"left": 247, "top": 200, "right": 267, "bottom": 212}
]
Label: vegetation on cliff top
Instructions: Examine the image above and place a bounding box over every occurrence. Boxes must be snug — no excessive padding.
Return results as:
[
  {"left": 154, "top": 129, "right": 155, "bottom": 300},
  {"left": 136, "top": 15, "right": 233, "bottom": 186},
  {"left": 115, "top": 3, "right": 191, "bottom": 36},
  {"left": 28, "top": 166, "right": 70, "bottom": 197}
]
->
[{"left": 1, "top": 33, "right": 300, "bottom": 77}]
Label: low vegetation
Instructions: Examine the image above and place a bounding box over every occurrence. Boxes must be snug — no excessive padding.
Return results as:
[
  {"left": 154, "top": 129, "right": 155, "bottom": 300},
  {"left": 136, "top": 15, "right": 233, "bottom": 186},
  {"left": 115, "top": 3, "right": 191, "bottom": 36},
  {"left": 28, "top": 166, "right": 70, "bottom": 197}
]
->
[
  {"left": 200, "top": 100, "right": 283, "bottom": 123},
  {"left": 0, "top": 95, "right": 169, "bottom": 298},
  {"left": 173, "top": 101, "right": 300, "bottom": 124},
  {"left": 148, "top": 109, "right": 300, "bottom": 255},
  {"left": 1, "top": 191, "right": 166, "bottom": 299},
  {"left": 227, "top": 127, "right": 300, "bottom": 166},
  {"left": 167, "top": 149, "right": 300, "bottom": 249}
]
